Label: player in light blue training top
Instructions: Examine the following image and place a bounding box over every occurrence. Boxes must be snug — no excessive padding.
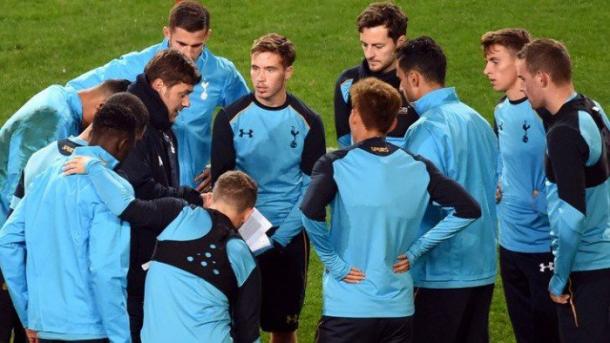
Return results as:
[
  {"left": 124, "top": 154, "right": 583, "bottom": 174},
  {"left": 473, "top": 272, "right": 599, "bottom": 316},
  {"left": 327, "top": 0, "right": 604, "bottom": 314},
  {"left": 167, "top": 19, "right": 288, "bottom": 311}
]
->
[
  {"left": 302, "top": 77, "right": 481, "bottom": 343},
  {"left": 0, "top": 80, "right": 129, "bottom": 225},
  {"left": 67, "top": 1, "right": 248, "bottom": 188},
  {"left": 211, "top": 33, "right": 325, "bottom": 343},
  {"left": 518, "top": 38, "right": 610, "bottom": 343},
  {"left": 481, "top": 28, "right": 559, "bottom": 343},
  {"left": 399, "top": 37, "right": 498, "bottom": 343},
  {"left": 0, "top": 100, "right": 146, "bottom": 343}
]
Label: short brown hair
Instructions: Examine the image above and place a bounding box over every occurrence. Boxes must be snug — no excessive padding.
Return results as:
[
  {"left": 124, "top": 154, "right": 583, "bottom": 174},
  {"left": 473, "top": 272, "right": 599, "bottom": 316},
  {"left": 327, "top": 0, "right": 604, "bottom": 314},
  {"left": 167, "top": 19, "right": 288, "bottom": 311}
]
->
[
  {"left": 251, "top": 33, "right": 296, "bottom": 68},
  {"left": 169, "top": 0, "right": 210, "bottom": 32},
  {"left": 145, "top": 49, "right": 201, "bottom": 87},
  {"left": 350, "top": 77, "right": 401, "bottom": 133},
  {"left": 518, "top": 38, "right": 572, "bottom": 85},
  {"left": 481, "top": 28, "right": 531, "bottom": 54},
  {"left": 213, "top": 171, "right": 258, "bottom": 213},
  {"left": 357, "top": 2, "right": 408, "bottom": 41}
]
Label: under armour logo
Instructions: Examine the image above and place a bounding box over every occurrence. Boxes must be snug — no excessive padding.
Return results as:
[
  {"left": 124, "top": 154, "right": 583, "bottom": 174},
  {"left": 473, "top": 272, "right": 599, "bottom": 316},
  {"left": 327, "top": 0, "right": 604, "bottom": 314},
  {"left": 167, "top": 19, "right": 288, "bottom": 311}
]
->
[
  {"left": 239, "top": 129, "right": 254, "bottom": 138},
  {"left": 522, "top": 120, "right": 531, "bottom": 143},
  {"left": 286, "top": 314, "right": 299, "bottom": 324},
  {"left": 290, "top": 126, "right": 300, "bottom": 148},
  {"left": 498, "top": 122, "right": 504, "bottom": 131},
  {"left": 539, "top": 262, "right": 554, "bottom": 272}
]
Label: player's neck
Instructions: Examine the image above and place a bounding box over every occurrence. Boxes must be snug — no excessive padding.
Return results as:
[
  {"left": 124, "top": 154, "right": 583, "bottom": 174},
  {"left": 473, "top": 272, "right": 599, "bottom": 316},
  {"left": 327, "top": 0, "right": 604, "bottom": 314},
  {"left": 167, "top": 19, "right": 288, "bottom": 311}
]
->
[
  {"left": 505, "top": 83, "right": 524, "bottom": 101},
  {"left": 209, "top": 202, "right": 241, "bottom": 228},
  {"left": 354, "top": 130, "right": 385, "bottom": 143},
  {"left": 255, "top": 90, "right": 287, "bottom": 108},
  {"left": 78, "top": 125, "right": 92, "bottom": 143},
  {"left": 546, "top": 83, "right": 575, "bottom": 115}
]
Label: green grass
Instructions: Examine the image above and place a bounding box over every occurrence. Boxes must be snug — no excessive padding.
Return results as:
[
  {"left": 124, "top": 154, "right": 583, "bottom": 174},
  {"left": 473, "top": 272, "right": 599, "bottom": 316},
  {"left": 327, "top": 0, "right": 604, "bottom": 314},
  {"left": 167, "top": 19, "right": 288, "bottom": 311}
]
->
[{"left": 1, "top": 1, "right": 608, "bottom": 342}]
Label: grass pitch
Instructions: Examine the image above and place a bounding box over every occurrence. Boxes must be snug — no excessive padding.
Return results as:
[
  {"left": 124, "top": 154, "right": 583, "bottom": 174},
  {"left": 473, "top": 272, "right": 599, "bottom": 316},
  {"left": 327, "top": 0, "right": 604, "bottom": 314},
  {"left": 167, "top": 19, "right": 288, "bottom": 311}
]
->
[{"left": 1, "top": 1, "right": 608, "bottom": 342}]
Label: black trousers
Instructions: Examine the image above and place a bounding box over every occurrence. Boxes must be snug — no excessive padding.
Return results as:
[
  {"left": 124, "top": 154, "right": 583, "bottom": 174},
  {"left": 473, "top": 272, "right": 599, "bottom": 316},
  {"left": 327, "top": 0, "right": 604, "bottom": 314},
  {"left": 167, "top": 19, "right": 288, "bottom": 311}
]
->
[
  {"left": 0, "top": 271, "right": 25, "bottom": 343},
  {"left": 500, "top": 246, "right": 559, "bottom": 343},
  {"left": 413, "top": 284, "right": 494, "bottom": 343},
  {"left": 555, "top": 268, "right": 610, "bottom": 343},
  {"left": 127, "top": 295, "right": 144, "bottom": 343},
  {"left": 316, "top": 316, "right": 412, "bottom": 343}
]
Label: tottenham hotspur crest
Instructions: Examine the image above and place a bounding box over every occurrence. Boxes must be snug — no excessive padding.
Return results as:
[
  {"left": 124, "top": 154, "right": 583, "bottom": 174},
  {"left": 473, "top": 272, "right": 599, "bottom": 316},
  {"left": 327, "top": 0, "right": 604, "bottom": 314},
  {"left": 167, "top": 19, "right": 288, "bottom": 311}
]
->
[
  {"left": 290, "top": 126, "right": 300, "bottom": 148},
  {"left": 200, "top": 80, "right": 209, "bottom": 100}
]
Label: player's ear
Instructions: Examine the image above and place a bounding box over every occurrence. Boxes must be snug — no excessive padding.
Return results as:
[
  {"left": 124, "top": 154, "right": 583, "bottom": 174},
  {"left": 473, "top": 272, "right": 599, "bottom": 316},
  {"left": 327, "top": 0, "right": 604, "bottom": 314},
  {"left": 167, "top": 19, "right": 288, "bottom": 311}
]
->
[
  {"left": 396, "top": 35, "right": 406, "bottom": 46},
  {"left": 410, "top": 71, "right": 420, "bottom": 88},
  {"left": 203, "top": 28, "right": 212, "bottom": 43},
  {"left": 163, "top": 26, "right": 171, "bottom": 40},
  {"left": 151, "top": 78, "right": 165, "bottom": 92},
  {"left": 538, "top": 71, "right": 549, "bottom": 88},
  {"left": 284, "top": 65, "right": 294, "bottom": 81}
]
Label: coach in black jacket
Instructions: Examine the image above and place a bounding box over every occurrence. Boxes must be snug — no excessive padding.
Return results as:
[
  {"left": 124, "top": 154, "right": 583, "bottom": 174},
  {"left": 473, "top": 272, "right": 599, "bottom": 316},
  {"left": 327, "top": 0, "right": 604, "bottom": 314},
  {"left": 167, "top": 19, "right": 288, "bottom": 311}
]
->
[{"left": 120, "top": 49, "right": 202, "bottom": 343}]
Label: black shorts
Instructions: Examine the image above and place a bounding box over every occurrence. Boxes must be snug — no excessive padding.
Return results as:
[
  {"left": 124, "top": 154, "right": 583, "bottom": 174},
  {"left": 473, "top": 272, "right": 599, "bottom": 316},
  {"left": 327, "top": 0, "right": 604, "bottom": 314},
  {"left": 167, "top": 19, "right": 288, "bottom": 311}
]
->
[
  {"left": 555, "top": 268, "right": 610, "bottom": 343},
  {"left": 316, "top": 316, "right": 413, "bottom": 343},
  {"left": 413, "top": 284, "right": 494, "bottom": 343},
  {"left": 499, "top": 247, "right": 559, "bottom": 343},
  {"left": 256, "top": 230, "right": 309, "bottom": 332}
]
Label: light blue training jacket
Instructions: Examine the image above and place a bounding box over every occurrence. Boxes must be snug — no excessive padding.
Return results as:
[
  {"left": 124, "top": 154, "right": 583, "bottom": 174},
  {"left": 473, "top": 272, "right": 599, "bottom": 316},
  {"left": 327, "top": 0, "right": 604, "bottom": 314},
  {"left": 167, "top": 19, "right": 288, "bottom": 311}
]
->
[
  {"left": 0, "top": 146, "right": 131, "bottom": 343},
  {"left": 0, "top": 85, "right": 82, "bottom": 225},
  {"left": 403, "top": 87, "right": 499, "bottom": 289}
]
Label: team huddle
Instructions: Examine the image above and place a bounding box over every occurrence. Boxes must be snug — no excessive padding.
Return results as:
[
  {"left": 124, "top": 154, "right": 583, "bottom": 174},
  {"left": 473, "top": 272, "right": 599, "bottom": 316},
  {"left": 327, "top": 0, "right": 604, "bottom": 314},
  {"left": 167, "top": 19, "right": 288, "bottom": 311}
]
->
[{"left": 0, "top": 1, "right": 609, "bottom": 343}]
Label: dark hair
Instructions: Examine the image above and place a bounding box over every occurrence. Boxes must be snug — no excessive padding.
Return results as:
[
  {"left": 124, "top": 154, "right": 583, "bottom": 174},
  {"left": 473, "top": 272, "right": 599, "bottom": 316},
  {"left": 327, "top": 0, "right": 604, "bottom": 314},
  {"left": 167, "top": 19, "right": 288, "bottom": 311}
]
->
[
  {"left": 145, "top": 49, "right": 201, "bottom": 87},
  {"left": 357, "top": 2, "right": 408, "bottom": 41},
  {"left": 396, "top": 36, "right": 446, "bottom": 85},
  {"left": 213, "top": 171, "right": 258, "bottom": 213},
  {"left": 251, "top": 33, "right": 296, "bottom": 68},
  {"left": 103, "top": 92, "right": 149, "bottom": 137},
  {"left": 481, "top": 28, "right": 531, "bottom": 54},
  {"left": 169, "top": 0, "right": 210, "bottom": 32},
  {"left": 350, "top": 77, "right": 401, "bottom": 133},
  {"left": 90, "top": 102, "right": 138, "bottom": 147},
  {"left": 517, "top": 38, "right": 572, "bottom": 85},
  {"left": 97, "top": 79, "right": 131, "bottom": 96}
]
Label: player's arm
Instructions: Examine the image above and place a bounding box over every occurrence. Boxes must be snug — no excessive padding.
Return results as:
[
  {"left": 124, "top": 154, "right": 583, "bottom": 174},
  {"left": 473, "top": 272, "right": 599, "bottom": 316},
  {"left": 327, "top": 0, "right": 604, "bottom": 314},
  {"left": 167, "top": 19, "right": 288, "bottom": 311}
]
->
[
  {"left": 5, "top": 108, "right": 65, "bottom": 206},
  {"left": 0, "top": 195, "right": 29, "bottom": 327},
  {"left": 221, "top": 64, "right": 249, "bottom": 106},
  {"left": 88, "top": 203, "right": 131, "bottom": 343},
  {"left": 211, "top": 109, "right": 236, "bottom": 184},
  {"left": 66, "top": 46, "right": 157, "bottom": 89},
  {"left": 300, "top": 154, "right": 353, "bottom": 280},
  {"left": 64, "top": 157, "right": 187, "bottom": 233},
  {"left": 272, "top": 115, "right": 326, "bottom": 248},
  {"left": 119, "top": 137, "right": 202, "bottom": 206},
  {"left": 546, "top": 126, "right": 588, "bottom": 297},
  {"left": 492, "top": 115, "right": 503, "bottom": 203},
  {"left": 334, "top": 76, "right": 353, "bottom": 148},
  {"left": 403, "top": 156, "right": 481, "bottom": 265},
  {"left": 7, "top": 171, "right": 25, "bottom": 217},
  {"left": 227, "top": 239, "right": 261, "bottom": 343}
]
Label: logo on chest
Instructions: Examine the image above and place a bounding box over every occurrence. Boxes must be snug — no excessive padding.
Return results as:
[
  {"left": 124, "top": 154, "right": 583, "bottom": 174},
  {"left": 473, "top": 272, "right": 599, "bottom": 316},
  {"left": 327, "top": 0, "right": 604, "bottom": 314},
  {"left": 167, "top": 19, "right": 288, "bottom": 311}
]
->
[
  {"left": 290, "top": 126, "right": 300, "bottom": 148},
  {"left": 239, "top": 129, "right": 254, "bottom": 138},
  {"left": 200, "top": 80, "right": 210, "bottom": 100},
  {"left": 522, "top": 120, "right": 531, "bottom": 143}
]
